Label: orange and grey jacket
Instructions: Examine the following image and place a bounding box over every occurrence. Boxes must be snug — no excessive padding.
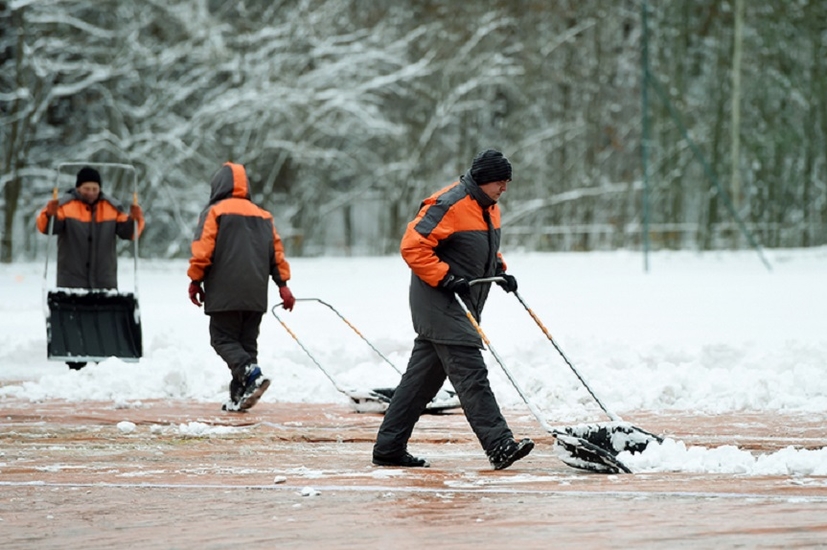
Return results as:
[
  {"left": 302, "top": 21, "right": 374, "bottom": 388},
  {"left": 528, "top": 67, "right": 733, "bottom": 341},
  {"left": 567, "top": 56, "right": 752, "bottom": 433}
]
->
[
  {"left": 37, "top": 189, "right": 144, "bottom": 289},
  {"left": 188, "top": 162, "right": 291, "bottom": 314},
  {"left": 400, "top": 171, "right": 507, "bottom": 347}
]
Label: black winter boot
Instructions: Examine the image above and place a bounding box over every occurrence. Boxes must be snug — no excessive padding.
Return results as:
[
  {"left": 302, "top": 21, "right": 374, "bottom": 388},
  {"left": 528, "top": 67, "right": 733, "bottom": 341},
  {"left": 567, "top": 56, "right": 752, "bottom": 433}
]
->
[
  {"left": 372, "top": 451, "right": 430, "bottom": 468},
  {"left": 487, "top": 438, "right": 534, "bottom": 470},
  {"left": 236, "top": 364, "right": 270, "bottom": 410}
]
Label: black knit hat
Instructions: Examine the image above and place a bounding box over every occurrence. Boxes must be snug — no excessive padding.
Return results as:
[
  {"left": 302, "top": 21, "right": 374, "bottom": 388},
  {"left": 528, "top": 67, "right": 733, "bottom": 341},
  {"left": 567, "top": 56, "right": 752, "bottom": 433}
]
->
[
  {"left": 470, "top": 149, "right": 512, "bottom": 185},
  {"left": 76, "top": 166, "right": 101, "bottom": 188}
]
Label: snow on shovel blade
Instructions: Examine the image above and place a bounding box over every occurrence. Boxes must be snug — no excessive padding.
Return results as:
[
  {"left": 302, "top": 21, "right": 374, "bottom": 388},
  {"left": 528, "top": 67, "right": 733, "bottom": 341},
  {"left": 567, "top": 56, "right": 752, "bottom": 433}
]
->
[
  {"left": 346, "top": 387, "right": 461, "bottom": 415},
  {"left": 553, "top": 421, "right": 662, "bottom": 474},
  {"left": 424, "top": 388, "right": 461, "bottom": 414},
  {"left": 345, "top": 388, "right": 394, "bottom": 414},
  {"left": 554, "top": 433, "right": 632, "bottom": 474}
]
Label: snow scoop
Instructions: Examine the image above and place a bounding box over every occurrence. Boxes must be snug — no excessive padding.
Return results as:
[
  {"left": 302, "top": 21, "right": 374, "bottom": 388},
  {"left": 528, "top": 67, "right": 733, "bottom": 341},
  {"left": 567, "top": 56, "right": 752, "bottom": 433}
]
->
[
  {"left": 454, "top": 279, "right": 661, "bottom": 474},
  {"left": 270, "top": 298, "right": 461, "bottom": 414},
  {"left": 508, "top": 287, "right": 662, "bottom": 471},
  {"left": 43, "top": 162, "right": 143, "bottom": 363}
]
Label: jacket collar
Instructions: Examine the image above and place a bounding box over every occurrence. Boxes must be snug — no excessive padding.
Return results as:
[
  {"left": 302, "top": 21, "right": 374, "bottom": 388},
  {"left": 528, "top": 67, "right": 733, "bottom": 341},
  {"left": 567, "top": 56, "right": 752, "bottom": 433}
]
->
[{"left": 461, "top": 170, "right": 496, "bottom": 208}]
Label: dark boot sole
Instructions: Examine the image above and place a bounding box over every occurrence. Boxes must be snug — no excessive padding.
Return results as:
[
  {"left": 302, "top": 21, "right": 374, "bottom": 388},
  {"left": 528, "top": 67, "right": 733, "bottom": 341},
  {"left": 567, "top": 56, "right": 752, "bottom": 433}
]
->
[
  {"left": 238, "top": 378, "right": 271, "bottom": 411},
  {"left": 372, "top": 456, "right": 430, "bottom": 468}
]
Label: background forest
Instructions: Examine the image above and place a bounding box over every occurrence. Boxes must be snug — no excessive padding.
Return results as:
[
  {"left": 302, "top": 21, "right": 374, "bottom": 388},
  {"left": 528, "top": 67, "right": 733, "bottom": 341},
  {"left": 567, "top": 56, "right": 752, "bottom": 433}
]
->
[{"left": 2, "top": 0, "right": 826, "bottom": 261}]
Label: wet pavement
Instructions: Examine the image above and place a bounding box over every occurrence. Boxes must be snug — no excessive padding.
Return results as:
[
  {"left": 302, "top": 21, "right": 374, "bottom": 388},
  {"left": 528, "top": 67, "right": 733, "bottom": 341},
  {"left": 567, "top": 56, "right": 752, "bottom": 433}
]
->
[{"left": 1, "top": 399, "right": 826, "bottom": 548}]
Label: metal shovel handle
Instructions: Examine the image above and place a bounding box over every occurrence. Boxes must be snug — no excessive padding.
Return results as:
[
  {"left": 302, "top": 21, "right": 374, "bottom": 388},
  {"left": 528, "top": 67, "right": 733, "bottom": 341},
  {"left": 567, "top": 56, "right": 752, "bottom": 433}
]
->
[
  {"left": 270, "top": 303, "right": 348, "bottom": 393},
  {"left": 42, "top": 187, "right": 59, "bottom": 291},
  {"left": 511, "top": 289, "right": 622, "bottom": 423},
  {"left": 454, "top": 286, "right": 555, "bottom": 433},
  {"left": 471, "top": 276, "right": 622, "bottom": 422},
  {"left": 290, "top": 297, "right": 403, "bottom": 375}
]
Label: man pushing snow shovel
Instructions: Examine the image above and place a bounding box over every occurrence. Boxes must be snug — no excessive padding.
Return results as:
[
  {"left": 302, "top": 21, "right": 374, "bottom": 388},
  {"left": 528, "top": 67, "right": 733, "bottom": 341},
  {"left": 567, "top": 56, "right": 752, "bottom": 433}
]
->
[
  {"left": 372, "top": 149, "right": 533, "bottom": 470},
  {"left": 37, "top": 165, "right": 146, "bottom": 370}
]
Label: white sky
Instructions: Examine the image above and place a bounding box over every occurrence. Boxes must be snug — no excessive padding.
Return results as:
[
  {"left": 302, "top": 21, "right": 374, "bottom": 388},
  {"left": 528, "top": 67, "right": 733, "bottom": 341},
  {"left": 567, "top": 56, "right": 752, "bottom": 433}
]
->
[{"left": 1, "top": 248, "right": 826, "bottom": 475}]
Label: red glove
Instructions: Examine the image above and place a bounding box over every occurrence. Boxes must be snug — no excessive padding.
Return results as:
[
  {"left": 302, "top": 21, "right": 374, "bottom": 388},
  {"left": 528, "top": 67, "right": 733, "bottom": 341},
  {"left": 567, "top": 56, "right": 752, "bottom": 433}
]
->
[
  {"left": 279, "top": 285, "right": 295, "bottom": 311},
  {"left": 45, "top": 200, "right": 59, "bottom": 217},
  {"left": 189, "top": 281, "right": 205, "bottom": 307}
]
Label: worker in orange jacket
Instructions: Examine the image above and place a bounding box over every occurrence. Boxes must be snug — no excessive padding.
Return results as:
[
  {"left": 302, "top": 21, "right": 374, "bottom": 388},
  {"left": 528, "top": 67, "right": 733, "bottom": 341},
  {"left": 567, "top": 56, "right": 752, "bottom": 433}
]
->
[
  {"left": 188, "top": 162, "right": 295, "bottom": 412},
  {"left": 373, "top": 149, "right": 533, "bottom": 470},
  {"left": 37, "top": 166, "right": 145, "bottom": 370}
]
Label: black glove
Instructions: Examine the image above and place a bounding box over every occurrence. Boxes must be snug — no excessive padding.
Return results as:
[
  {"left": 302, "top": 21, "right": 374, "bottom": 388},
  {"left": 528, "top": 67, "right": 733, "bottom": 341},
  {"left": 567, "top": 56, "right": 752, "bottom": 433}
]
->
[
  {"left": 440, "top": 273, "right": 470, "bottom": 296},
  {"left": 496, "top": 272, "right": 518, "bottom": 293}
]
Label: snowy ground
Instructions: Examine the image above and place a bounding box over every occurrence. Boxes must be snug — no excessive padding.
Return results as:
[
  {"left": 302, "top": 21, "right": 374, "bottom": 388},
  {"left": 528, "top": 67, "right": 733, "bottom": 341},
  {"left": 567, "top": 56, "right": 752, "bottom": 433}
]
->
[{"left": 1, "top": 247, "right": 826, "bottom": 475}]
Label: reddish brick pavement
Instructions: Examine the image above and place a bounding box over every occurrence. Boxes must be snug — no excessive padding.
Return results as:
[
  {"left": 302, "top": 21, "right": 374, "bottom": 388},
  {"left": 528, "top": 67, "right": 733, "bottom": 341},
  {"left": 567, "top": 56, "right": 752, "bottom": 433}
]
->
[{"left": 1, "top": 399, "right": 826, "bottom": 548}]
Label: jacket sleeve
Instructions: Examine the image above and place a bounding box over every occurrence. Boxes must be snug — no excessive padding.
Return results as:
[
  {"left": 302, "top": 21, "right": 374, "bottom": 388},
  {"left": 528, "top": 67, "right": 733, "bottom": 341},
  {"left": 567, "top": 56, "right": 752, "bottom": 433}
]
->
[
  {"left": 36, "top": 204, "right": 64, "bottom": 235},
  {"left": 187, "top": 208, "right": 219, "bottom": 282},
  {"left": 270, "top": 220, "right": 291, "bottom": 286},
  {"left": 400, "top": 200, "right": 455, "bottom": 287},
  {"left": 115, "top": 207, "right": 145, "bottom": 240},
  {"left": 114, "top": 203, "right": 145, "bottom": 240}
]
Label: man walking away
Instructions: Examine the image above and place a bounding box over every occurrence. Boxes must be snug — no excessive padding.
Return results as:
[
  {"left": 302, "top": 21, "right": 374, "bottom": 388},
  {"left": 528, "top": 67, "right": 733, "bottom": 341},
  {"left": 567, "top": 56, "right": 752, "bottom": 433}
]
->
[{"left": 187, "top": 162, "right": 295, "bottom": 412}]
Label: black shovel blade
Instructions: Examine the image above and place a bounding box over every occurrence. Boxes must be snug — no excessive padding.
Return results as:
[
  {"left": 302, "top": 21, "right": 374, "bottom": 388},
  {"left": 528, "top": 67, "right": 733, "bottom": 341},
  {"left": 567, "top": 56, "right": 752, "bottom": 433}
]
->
[
  {"left": 558, "top": 421, "right": 662, "bottom": 454},
  {"left": 353, "top": 387, "right": 461, "bottom": 415},
  {"left": 345, "top": 387, "right": 459, "bottom": 414},
  {"left": 344, "top": 388, "right": 393, "bottom": 414},
  {"left": 46, "top": 289, "right": 142, "bottom": 362},
  {"left": 553, "top": 421, "right": 662, "bottom": 474},
  {"left": 368, "top": 387, "right": 396, "bottom": 402},
  {"left": 423, "top": 389, "right": 461, "bottom": 414},
  {"left": 553, "top": 433, "right": 632, "bottom": 474}
]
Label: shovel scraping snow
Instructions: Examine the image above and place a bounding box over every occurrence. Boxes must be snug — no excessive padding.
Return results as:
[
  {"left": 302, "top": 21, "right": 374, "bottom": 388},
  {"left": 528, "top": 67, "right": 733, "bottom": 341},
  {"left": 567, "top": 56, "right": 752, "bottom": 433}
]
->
[{"left": 456, "top": 278, "right": 662, "bottom": 474}]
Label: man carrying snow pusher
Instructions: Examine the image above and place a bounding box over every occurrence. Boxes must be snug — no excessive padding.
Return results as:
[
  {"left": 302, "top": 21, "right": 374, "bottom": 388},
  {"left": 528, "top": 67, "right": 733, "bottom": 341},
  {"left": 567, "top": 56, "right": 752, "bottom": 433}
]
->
[
  {"left": 37, "top": 166, "right": 145, "bottom": 370},
  {"left": 372, "top": 149, "right": 534, "bottom": 470},
  {"left": 188, "top": 162, "right": 296, "bottom": 412}
]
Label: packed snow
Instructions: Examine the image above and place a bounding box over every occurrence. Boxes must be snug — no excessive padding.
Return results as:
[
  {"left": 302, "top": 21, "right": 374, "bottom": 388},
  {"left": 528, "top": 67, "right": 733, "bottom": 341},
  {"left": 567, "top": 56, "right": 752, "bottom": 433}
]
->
[{"left": 1, "top": 248, "right": 826, "bottom": 476}]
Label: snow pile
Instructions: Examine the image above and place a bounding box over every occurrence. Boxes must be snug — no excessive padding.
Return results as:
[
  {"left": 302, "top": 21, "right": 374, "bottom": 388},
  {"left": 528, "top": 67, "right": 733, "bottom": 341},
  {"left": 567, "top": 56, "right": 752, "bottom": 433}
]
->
[{"left": 623, "top": 439, "right": 827, "bottom": 476}]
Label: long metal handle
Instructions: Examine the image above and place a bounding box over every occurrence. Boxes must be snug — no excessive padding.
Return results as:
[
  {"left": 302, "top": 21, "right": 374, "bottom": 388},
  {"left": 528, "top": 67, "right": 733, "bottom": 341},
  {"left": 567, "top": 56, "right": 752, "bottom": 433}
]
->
[
  {"left": 131, "top": 186, "right": 139, "bottom": 298},
  {"left": 270, "top": 304, "right": 349, "bottom": 393},
  {"left": 292, "top": 297, "right": 404, "bottom": 375},
  {"left": 42, "top": 187, "right": 58, "bottom": 291},
  {"left": 453, "top": 289, "right": 555, "bottom": 433},
  {"left": 512, "top": 289, "right": 621, "bottom": 422}
]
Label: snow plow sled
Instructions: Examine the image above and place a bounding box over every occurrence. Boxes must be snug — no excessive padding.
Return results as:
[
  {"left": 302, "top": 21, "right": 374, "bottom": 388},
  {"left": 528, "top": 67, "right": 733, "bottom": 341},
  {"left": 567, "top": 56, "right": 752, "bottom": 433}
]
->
[
  {"left": 43, "top": 162, "right": 143, "bottom": 364},
  {"left": 455, "top": 278, "right": 663, "bottom": 474},
  {"left": 46, "top": 289, "right": 142, "bottom": 363},
  {"left": 271, "top": 298, "right": 460, "bottom": 414}
]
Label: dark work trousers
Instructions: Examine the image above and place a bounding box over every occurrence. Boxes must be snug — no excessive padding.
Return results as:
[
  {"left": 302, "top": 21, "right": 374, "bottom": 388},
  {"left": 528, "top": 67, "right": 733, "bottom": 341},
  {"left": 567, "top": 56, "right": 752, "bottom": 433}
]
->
[
  {"left": 373, "top": 337, "right": 513, "bottom": 459},
  {"left": 209, "top": 311, "right": 263, "bottom": 380}
]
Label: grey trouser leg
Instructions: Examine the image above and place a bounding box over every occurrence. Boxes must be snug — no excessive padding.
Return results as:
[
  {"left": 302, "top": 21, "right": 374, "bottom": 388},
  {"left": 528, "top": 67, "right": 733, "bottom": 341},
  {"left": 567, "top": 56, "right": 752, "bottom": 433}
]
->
[
  {"left": 209, "top": 311, "right": 263, "bottom": 378},
  {"left": 373, "top": 338, "right": 446, "bottom": 458},
  {"left": 374, "top": 337, "right": 512, "bottom": 458}
]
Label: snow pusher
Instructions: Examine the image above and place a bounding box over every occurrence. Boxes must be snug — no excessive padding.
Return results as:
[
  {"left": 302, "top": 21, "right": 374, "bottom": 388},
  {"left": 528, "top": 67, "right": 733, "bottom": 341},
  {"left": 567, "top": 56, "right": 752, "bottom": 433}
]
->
[
  {"left": 454, "top": 278, "right": 662, "bottom": 474},
  {"left": 270, "top": 298, "right": 460, "bottom": 414},
  {"left": 43, "top": 162, "right": 143, "bottom": 363}
]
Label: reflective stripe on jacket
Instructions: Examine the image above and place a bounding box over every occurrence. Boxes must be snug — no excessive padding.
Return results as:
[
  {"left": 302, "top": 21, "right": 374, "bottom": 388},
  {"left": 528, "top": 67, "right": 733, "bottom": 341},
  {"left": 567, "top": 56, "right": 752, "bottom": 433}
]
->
[
  {"left": 400, "top": 171, "right": 507, "bottom": 347},
  {"left": 188, "top": 162, "right": 291, "bottom": 314},
  {"left": 36, "top": 189, "right": 143, "bottom": 289}
]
